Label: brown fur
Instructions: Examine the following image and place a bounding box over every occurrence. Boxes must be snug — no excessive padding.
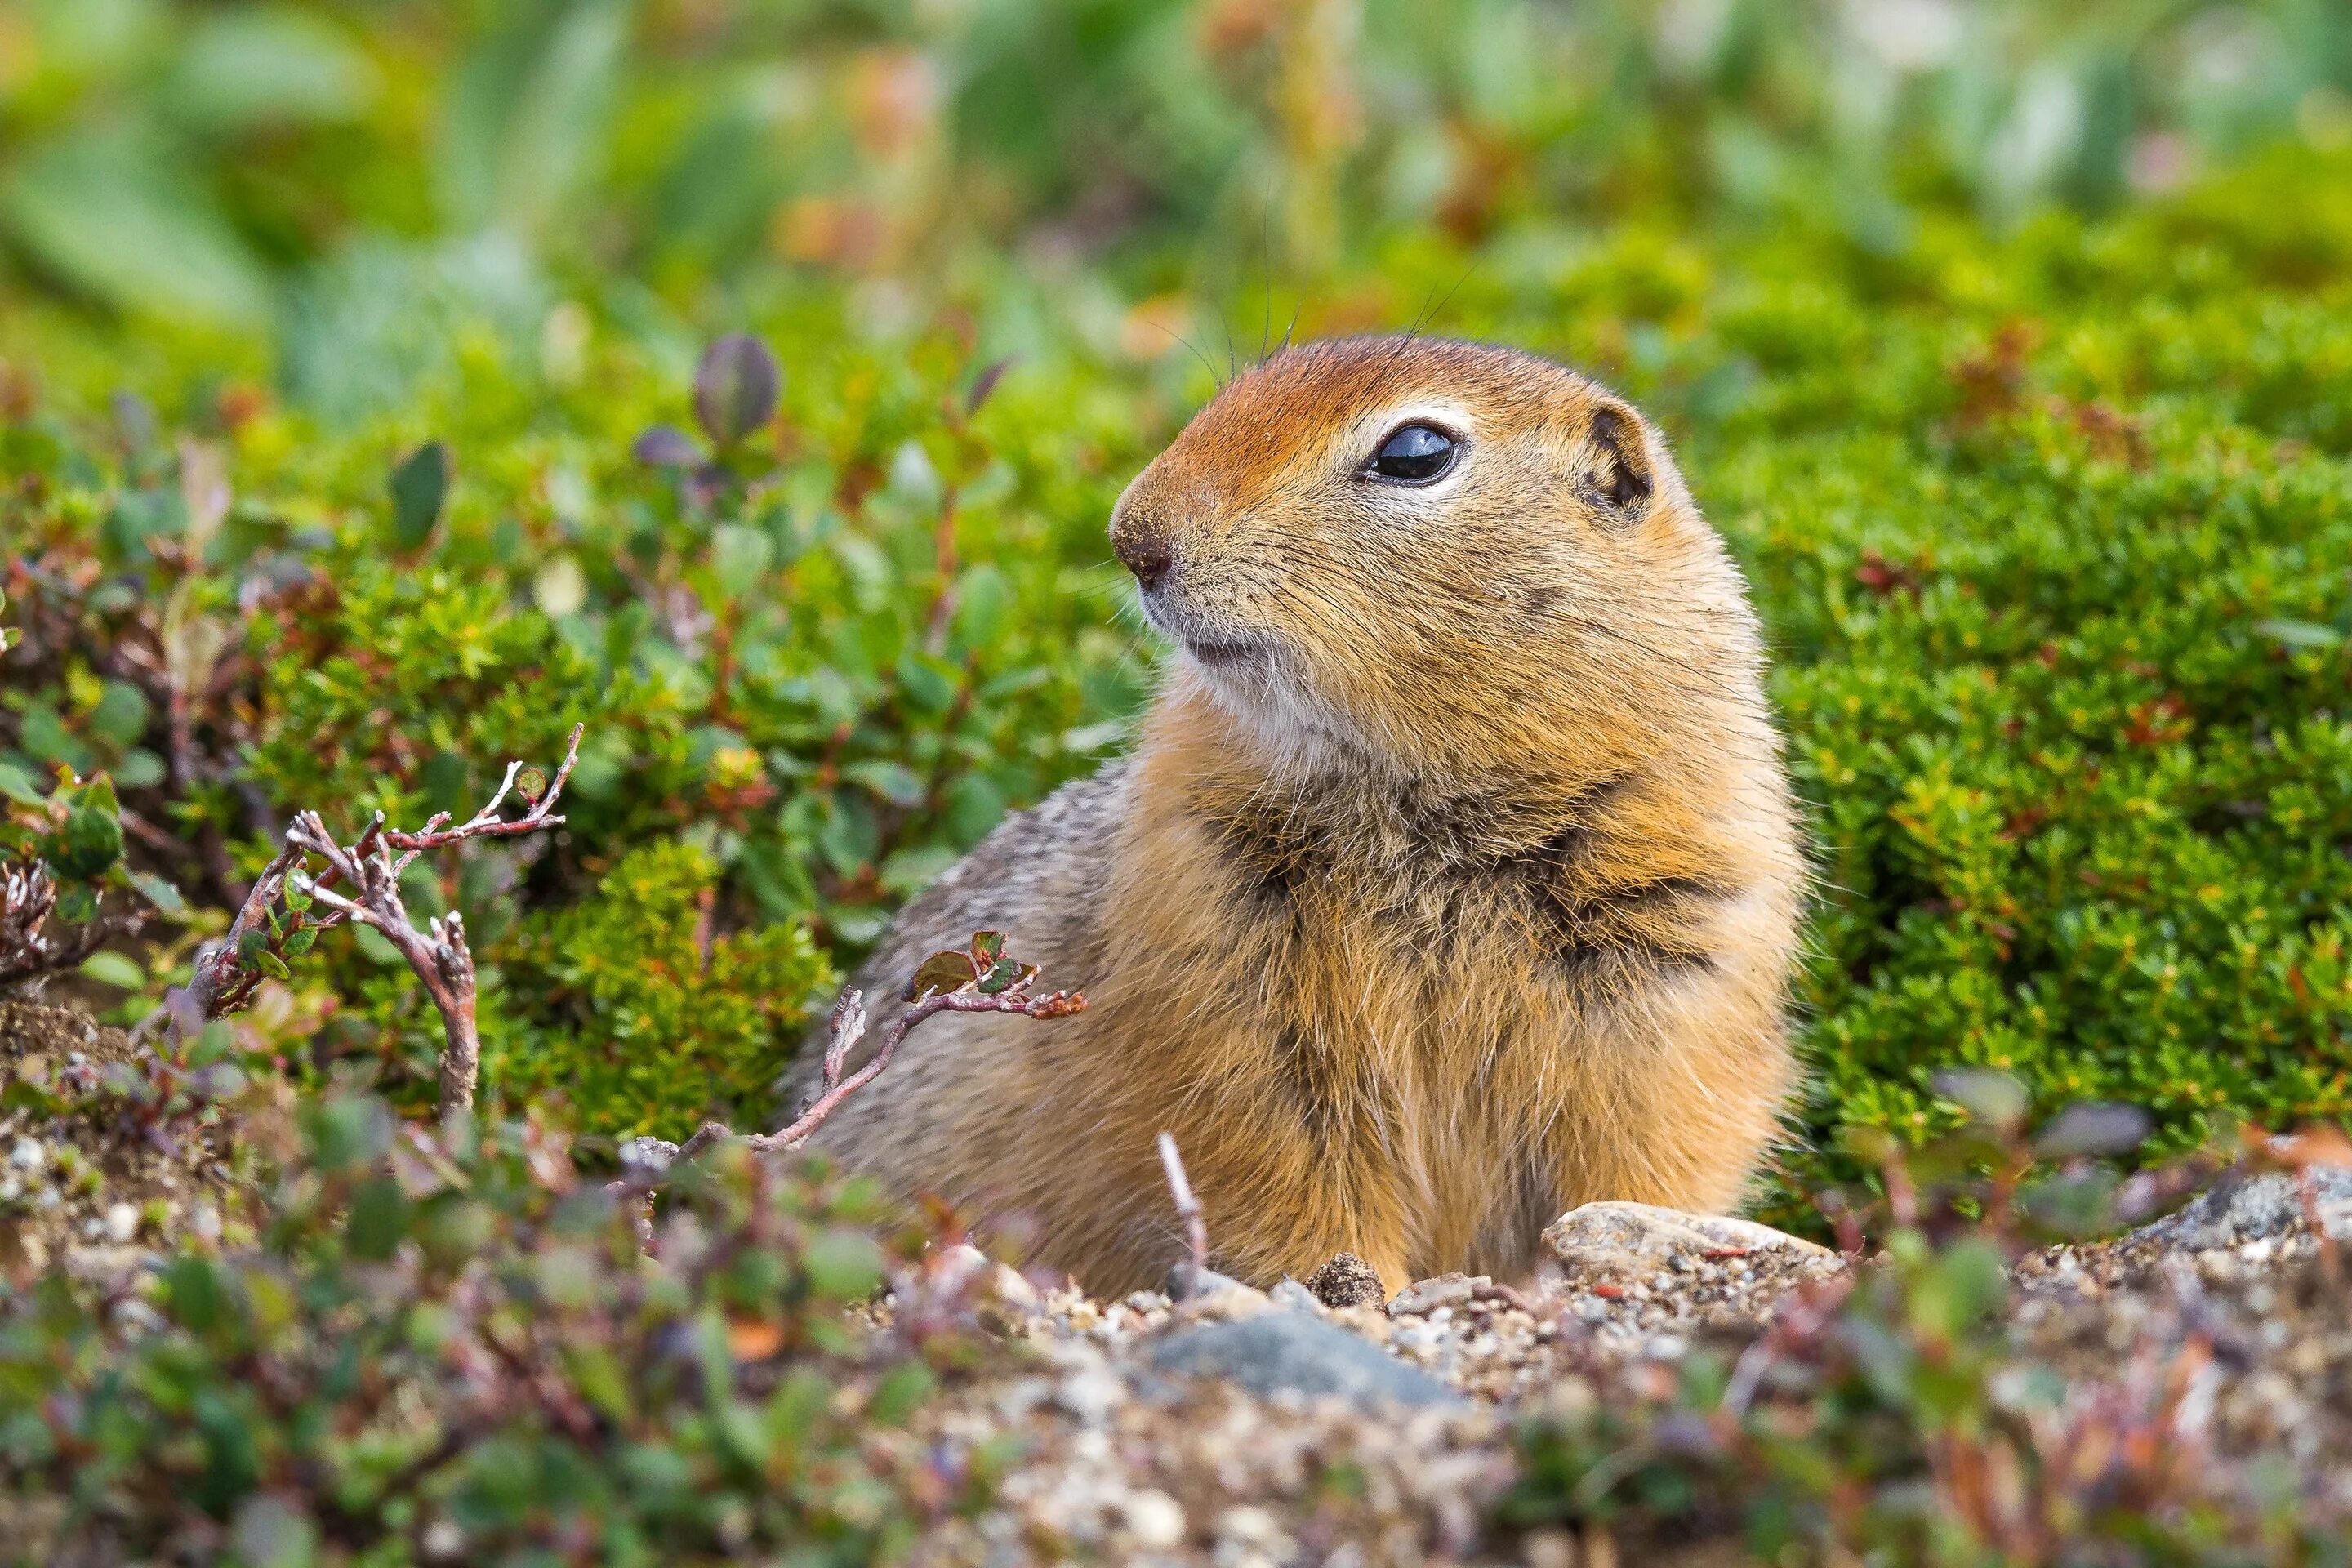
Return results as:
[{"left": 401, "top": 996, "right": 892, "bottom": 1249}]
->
[{"left": 786, "top": 336, "right": 1805, "bottom": 1297}]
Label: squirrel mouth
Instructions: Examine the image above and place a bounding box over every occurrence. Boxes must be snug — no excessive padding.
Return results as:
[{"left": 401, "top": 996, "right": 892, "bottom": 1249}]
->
[{"left": 1182, "top": 635, "right": 1268, "bottom": 668}]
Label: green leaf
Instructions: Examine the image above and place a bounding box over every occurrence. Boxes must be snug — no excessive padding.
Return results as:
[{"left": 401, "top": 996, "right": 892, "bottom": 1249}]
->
[
  {"left": 257, "top": 951, "right": 293, "bottom": 981},
  {"left": 0, "top": 127, "right": 271, "bottom": 323},
  {"left": 345, "top": 1178, "right": 409, "bottom": 1262},
  {"left": 283, "top": 926, "right": 318, "bottom": 958},
  {"left": 868, "top": 1359, "right": 933, "bottom": 1425},
  {"left": 439, "top": 0, "right": 631, "bottom": 240},
  {"left": 163, "top": 1255, "right": 229, "bottom": 1334},
  {"left": 908, "top": 951, "right": 975, "bottom": 1000},
  {"left": 2253, "top": 617, "right": 2345, "bottom": 650},
  {"left": 78, "top": 950, "right": 146, "bottom": 990},
  {"left": 800, "top": 1228, "right": 886, "bottom": 1301},
  {"left": 389, "top": 441, "right": 452, "bottom": 551},
  {"left": 709, "top": 523, "right": 774, "bottom": 601},
  {"left": 112, "top": 750, "right": 167, "bottom": 790},
  {"left": 970, "top": 930, "right": 1006, "bottom": 965},
  {"left": 51, "top": 800, "right": 126, "bottom": 880},
  {"left": 974, "top": 956, "right": 1023, "bottom": 995},
  {"left": 1929, "top": 1068, "right": 2030, "bottom": 1134},
  {"left": 166, "top": 7, "right": 379, "bottom": 131},
  {"left": 87, "top": 682, "right": 149, "bottom": 746},
  {"left": 841, "top": 759, "right": 925, "bottom": 808},
  {"left": 126, "top": 871, "right": 186, "bottom": 916},
  {"left": 189, "top": 1022, "right": 238, "bottom": 1067},
  {"left": 0, "top": 760, "right": 44, "bottom": 806}
]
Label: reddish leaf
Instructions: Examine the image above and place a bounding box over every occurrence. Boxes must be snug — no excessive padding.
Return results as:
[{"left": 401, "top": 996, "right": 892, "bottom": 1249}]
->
[{"left": 908, "top": 951, "right": 976, "bottom": 1000}]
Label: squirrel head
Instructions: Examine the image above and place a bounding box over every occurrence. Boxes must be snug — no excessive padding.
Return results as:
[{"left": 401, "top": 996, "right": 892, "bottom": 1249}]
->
[{"left": 1109, "top": 336, "right": 1767, "bottom": 784}]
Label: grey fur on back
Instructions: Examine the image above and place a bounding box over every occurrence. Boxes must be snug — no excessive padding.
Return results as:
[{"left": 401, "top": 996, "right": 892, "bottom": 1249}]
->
[{"left": 777, "top": 761, "right": 1130, "bottom": 1128}]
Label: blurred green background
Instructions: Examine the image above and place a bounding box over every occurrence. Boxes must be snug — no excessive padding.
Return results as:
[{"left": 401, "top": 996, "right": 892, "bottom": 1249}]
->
[{"left": 7, "top": 0, "right": 2350, "bottom": 393}]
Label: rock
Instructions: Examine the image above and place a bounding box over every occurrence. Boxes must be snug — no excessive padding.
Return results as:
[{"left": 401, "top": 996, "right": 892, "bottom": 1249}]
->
[
  {"left": 1165, "top": 1260, "right": 1248, "bottom": 1301},
  {"left": 103, "top": 1201, "right": 139, "bottom": 1243},
  {"left": 1388, "top": 1272, "right": 1484, "bottom": 1316},
  {"left": 1541, "top": 1201, "right": 1838, "bottom": 1282},
  {"left": 1268, "top": 1276, "right": 1323, "bottom": 1313},
  {"left": 1147, "top": 1311, "right": 1461, "bottom": 1409},
  {"left": 2119, "top": 1169, "right": 2352, "bottom": 1254},
  {"left": 1304, "top": 1250, "right": 1387, "bottom": 1309},
  {"left": 1183, "top": 1282, "right": 1275, "bottom": 1322},
  {"left": 1119, "top": 1489, "right": 1187, "bottom": 1548},
  {"left": 990, "top": 1262, "right": 1043, "bottom": 1312}
]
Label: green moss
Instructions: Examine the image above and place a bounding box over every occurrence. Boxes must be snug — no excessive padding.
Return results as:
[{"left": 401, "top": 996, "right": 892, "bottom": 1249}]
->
[{"left": 491, "top": 840, "right": 835, "bottom": 1141}]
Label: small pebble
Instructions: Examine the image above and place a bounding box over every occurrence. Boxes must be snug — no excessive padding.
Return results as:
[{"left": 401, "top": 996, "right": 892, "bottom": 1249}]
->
[{"left": 1120, "top": 1489, "right": 1187, "bottom": 1548}]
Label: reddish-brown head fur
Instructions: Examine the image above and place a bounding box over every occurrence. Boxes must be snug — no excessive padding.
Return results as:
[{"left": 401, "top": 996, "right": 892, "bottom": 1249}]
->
[{"left": 1109, "top": 336, "right": 1755, "bottom": 791}]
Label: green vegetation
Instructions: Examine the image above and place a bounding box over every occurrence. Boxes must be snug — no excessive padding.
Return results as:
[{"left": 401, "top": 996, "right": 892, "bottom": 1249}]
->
[
  {"left": 7, "top": 2, "right": 2352, "bottom": 1558},
  {"left": 0, "top": 1047, "right": 983, "bottom": 1564},
  {"left": 10, "top": 143, "right": 2352, "bottom": 1178}
]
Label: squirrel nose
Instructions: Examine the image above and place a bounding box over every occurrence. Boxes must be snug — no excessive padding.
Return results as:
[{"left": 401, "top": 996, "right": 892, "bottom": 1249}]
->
[{"left": 1114, "top": 526, "right": 1175, "bottom": 592}]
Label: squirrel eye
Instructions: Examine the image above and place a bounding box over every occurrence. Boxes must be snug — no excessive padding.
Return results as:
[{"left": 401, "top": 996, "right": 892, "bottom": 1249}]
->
[{"left": 1366, "top": 422, "right": 1456, "bottom": 483}]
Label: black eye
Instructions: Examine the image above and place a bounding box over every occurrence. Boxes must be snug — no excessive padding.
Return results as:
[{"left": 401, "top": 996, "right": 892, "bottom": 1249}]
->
[{"left": 1366, "top": 422, "right": 1456, "bottom": 483}]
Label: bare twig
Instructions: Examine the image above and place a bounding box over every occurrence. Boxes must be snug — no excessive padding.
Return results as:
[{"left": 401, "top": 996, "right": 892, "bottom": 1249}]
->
[
  {"left": 287, "top": 817, "right": 485, "bottom": 1112},
  {"left": 178, "top": 724, "right": 582, "bottom": 1117},
  {"left": 0, "top": 862, "right": 149, "bottom": 992},
  {"left": 1157, "top": 1131, "right": 1209, "bottom": 1280},
  {"left": 759, "top": 982, "right": 1083, "bottom": 1152},
  {"left": 604, "top": 932, "right": 1085, "bottom": 1217}
]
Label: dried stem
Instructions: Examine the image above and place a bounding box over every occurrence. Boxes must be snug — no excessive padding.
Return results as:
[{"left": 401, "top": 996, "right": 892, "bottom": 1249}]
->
[
  {"left": 179, "top": 724, "right": 582, "bottom": 1117},
  {"left": 1157, "top": 1131, "right": 1209, "bottom": 1279},
  {"left": 607, "top": 933, "right": 1085, "bottom": 1217},
  {"left": 287, "top": 818, "right": 484, "bottom": 1111},
  {"left": 1, "top": 862, "right": 148, "bottom": 992},
  {"left": 760, "top": 982, "right": 1082, "bottom": 1152}
]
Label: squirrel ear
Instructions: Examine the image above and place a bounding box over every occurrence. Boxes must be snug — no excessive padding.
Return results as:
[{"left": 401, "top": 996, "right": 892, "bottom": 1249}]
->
[{"left": 1576, "top": 400, "right": 1655, "bottom": 523}]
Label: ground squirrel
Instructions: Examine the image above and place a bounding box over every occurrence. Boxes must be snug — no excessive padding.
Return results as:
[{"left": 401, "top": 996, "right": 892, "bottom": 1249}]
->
[{"left": 789, "top": 336, "right": 1806, "bottom": 1296}]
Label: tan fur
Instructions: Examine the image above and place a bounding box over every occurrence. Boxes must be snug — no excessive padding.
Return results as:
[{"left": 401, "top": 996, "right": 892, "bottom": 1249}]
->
[{"left": 786, "top": 336, "right": 1806, "bottom": 1297}]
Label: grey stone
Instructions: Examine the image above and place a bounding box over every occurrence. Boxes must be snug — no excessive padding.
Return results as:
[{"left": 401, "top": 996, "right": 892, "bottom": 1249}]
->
[
  {"left": 1268, "top": 1277, "right": 1324, "bottom": 1313},
  {"left": 1165, "top": 1261, "right": 1248, "bottom": 1301},
  {"left": 1388, "top": 1273, "right": 1483, "bottom": 1316},
  {"left": 1147, "top": 1312, "right": 1461, "bottom": 1409},
  {"left": 1542, "top": 1201, "right": 1837, "bottom": 1281},
  {"left": 617, "top": 1137, "right": 679, "bottom": 1175},
  {"left": 1303, "top": 1250, "right": 1388, "bottom": 1309},
  {"left": 2121, "top": 1169, "right": 2352, "bottom": 1254}
]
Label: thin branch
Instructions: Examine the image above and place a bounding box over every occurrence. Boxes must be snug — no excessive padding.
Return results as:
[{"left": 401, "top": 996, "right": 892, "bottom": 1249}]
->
[
  {"left": 754, "top": 982, "right": 1082, "bottom": 1152},
  {"left": 820, "top": 989, "right": 867, "bottom": 1091},
  {"left": 1, "top": 863, "right": 149, "bottom": 992},
  {"left": 604, "top": 934, "right": 1085, "bottom": 1221},
  {"left": 1157, "top": 1131, "right": 1209, "bottom": 1280},
  {"left": 178, "top": 725, "right": 583, "bottom": 1120},
  {"left": 287, "top": 816, "right": 483, "bottom": 1113}
]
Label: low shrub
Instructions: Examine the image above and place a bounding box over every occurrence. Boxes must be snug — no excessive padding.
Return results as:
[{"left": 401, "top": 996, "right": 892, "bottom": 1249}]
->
[
  {"left": 4, "top": 148, "right": 2351, "bottom": 1192},
  {"left": 0, "top": 1079, "right": 995, "bottom": 1566}
]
